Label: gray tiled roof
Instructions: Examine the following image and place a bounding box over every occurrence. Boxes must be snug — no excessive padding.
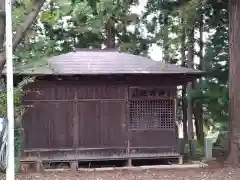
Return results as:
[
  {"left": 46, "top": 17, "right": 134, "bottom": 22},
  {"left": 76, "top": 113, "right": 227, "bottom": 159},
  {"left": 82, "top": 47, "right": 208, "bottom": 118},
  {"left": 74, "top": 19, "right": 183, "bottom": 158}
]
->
[{"left": 6, "top": 50, "right": 204, "bottom": 75}]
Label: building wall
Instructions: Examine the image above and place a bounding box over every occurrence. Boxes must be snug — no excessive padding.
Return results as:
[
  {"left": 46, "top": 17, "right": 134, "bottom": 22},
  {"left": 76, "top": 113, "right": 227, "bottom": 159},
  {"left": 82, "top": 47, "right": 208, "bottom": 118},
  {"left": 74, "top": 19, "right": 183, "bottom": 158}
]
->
[{"left": 22, "top": 75, "right": 181, "bottom": 160}]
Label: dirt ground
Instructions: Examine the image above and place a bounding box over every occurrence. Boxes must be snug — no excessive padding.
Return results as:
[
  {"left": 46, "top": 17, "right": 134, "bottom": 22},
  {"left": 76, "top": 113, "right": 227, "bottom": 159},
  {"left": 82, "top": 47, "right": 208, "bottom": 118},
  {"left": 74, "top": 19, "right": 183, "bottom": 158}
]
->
[
  {"left": 0, "top": 164, "right": 237, "bottom": 180},
  {"left": 8, "top": 167, "right": 238, "bottom": 180},
  {"left": 1, "top": 161, "right": 239, "bottom": 180}
]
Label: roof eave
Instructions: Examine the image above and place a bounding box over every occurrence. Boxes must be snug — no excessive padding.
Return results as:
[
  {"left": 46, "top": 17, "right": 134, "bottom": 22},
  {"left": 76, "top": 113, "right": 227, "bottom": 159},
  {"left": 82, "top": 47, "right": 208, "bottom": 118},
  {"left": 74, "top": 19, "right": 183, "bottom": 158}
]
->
[{"left": 7, "top": 71, "right": 205, "bottom": 76}]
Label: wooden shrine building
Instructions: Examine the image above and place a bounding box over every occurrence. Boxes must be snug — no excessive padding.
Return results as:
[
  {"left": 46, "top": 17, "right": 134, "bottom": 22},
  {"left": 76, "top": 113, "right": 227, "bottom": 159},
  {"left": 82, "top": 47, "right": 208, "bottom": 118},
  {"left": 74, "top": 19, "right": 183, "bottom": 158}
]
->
[{"left": 13, "top": 49, "right": 202, "bottom": 165}]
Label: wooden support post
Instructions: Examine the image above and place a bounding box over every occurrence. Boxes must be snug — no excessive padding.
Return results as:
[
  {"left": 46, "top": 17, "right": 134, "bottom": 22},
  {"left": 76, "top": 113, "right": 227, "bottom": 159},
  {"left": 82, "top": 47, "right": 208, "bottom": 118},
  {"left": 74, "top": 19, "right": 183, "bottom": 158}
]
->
[
  {"left": 126, "top": 138, "right": 132, "bottom": 166},
  {"left": 35, "top": 160, "right": 44, "bottom": 173},
  {"left": 20, "top": 160, "right": 43, "bottom": 173},
  {"left": 20, "top": 162, "right": 30, "bottom": 173},
  {"left": 178, "top": 156, "right": 183, "bottom": 165},
  {"left": 127, "top": 158, "right": 132, "bottom": 167},
  {"left": 70, "top": 161, "right": 78, "bottom": 172}
]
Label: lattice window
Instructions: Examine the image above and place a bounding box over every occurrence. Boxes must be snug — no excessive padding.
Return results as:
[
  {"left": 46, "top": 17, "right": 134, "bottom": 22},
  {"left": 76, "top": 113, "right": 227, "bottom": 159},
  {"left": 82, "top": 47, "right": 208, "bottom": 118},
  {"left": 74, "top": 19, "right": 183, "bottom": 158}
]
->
[{"left": 129, "top": 100, "right": 175, "bottom": 130}]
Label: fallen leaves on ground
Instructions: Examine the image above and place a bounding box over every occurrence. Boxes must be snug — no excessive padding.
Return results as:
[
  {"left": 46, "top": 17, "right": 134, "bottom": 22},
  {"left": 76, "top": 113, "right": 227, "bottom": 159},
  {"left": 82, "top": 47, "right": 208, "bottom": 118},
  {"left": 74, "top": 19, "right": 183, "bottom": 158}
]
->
[{"left": 9, "top": 167, "right": 240, "bottom": 180}]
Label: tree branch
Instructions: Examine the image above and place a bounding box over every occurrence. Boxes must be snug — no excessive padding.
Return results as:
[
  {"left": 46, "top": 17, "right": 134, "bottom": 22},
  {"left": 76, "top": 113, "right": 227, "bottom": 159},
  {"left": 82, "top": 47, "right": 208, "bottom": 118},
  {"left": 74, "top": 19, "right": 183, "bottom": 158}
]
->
[
  {"left": 12, "top": 0, "right": 45, "bottom": 50},
  {"left": 0, "top": 0, "right": 45, "bottom": 71}
]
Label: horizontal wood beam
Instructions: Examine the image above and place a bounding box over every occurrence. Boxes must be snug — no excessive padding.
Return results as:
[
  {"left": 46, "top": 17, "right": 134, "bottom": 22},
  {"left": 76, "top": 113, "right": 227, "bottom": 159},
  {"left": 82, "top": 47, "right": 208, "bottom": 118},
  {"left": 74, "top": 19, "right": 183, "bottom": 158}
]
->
[
  {"left": 24, "top": 147, "right": 127, "bottom": 152},
  {"left": 24, "top": 146, "right": 178, "bottom": 153},
  {"left": 129, "top": 128, "right": 175, "bottom": 131},
  {"left": 21, "top": 153, "right": 181, "bottom": 162},
  {"left": 23, "top": 99, "right": 127, "bottom": 102}
]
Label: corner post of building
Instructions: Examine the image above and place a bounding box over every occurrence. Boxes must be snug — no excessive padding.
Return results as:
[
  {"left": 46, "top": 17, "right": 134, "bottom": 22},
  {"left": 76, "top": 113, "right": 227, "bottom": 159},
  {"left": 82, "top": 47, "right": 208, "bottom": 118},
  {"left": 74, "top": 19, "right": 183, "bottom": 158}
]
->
[{"left": 125, "top": 91, "right": 132, "bottom": 167}]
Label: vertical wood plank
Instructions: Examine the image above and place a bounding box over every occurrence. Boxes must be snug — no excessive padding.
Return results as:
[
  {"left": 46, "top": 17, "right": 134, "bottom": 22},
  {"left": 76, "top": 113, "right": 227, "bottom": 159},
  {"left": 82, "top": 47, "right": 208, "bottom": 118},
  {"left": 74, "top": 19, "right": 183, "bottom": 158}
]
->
[
  {"left": 100, "top": 100, "right": 103, "bottom": 146},
  {"left": 48, "top": 103, "right": 51, "bottom": 149},
  {"left": 73, "top": 91, "right": 79, "bottom": 148}
]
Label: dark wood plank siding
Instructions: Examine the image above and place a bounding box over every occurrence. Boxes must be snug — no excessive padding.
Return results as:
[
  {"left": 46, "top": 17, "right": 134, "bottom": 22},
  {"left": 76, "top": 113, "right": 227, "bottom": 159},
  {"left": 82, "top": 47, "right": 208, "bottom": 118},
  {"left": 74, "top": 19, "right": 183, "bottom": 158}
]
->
[
  {"left": 23, "top": 102, "right": 74, "bottom": 149},
  {"left": 23, "top": 81, "right": 76, "bottom": 150},
  {"left": 76, "top": 85, "right": 126, "bottom": 99},
  {"left": 130, "top": 131, "right": 177, "bottom": 147},
  {"left": 78, "top": 101, "right": 102, "bottom": 147},
  {"left": 49, "top": 102, "right": 74, "bottom": 149},
  {"left": 22, "top": 75, "right": 180, "bottom": 160},
  {"left": 23, "top": 80, "right": 128, "bottom": 151},
  {"left": 23, "top": 81, "right": 75, "bottom": 101},
  {"left": 100, "top": 101, "right": 126, "bottom": 147},
  {"left": 77, "top": 85, "right": 127, "bottom": 148},
  {"left": 23, "top": 102, "right": 50, "bottom": 149}
]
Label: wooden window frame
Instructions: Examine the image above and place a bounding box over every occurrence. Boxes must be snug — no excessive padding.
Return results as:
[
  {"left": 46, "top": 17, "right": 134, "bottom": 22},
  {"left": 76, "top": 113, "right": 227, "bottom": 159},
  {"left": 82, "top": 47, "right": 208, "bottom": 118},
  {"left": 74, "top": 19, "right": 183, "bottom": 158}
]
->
[{"left": 128, "top": 87, "right": 176, "bottom": 131}]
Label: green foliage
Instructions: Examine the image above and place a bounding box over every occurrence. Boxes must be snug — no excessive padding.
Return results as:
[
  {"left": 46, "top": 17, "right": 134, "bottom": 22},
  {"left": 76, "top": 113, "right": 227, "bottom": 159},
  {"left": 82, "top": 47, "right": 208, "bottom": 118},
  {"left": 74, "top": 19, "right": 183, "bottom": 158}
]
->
[
  {"left": 33, "top": 0, "right": 149, "bottom": 56},
  {"left": 0, "top": 78, "right": 35, "bottom": 124},
  {"left": 11, "top": 0, "right": 150, "bottom": 70},
  {"left": 14, "top": 128, "right": 21, "bottom": 156},
  {"left": 143, "top": 0, "right": 229, "bottom": 134},
  {"left": 71, "top": 0, "right": 99, "bottom": 10},
  {"left": 193, "top": 0, "right": 228, "bottom": 130}
]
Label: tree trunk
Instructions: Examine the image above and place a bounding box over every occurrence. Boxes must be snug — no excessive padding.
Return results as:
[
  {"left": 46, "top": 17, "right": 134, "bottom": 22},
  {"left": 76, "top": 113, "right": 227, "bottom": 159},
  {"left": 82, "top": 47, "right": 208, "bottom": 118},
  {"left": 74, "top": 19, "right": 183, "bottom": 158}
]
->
[
  {"left": 194, "top": 9, "right": 204, "bottom": 146},
  {"left": 182, "top": 85, "right": 188, "bottom": 141},
  {"left": 105, "top": 18, "right": 115, "bottom": 48},
  {"left": 163, "top": 13, "right": 169, "bottom": 63},
  {"left": 227, "top": 0, "right": 240, "bottom": 166},
  {"left": 194, "top": 104, "right": 204, "bottom": 144},
  {"left": 187, "top": 27, "right": 195, "bottom": 156},
  {"left": 180, "top": 18, "right": 188, "bottom": 142}
]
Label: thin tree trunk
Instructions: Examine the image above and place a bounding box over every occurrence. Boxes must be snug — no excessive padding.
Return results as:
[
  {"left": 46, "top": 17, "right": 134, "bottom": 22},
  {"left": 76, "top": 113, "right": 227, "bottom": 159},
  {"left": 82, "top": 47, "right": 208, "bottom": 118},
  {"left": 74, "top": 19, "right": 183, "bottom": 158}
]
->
[
  {"left": 182, "top": 85, "right": 188, "bottom": 141},
  {"left": 194, "top": 9, "right": 204, "bottom": 146},
  {"left": 187, "top": 27, "right": 195, "bottom": 156},
  {"left": 163, "top": 14, "right": 169, "bottom": 63},
  {"left": 180, "top": 18, "right": 188, "bottom": 142},
  {"left": 227, "top": 0, "right": 240, "bottom": 166}
]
